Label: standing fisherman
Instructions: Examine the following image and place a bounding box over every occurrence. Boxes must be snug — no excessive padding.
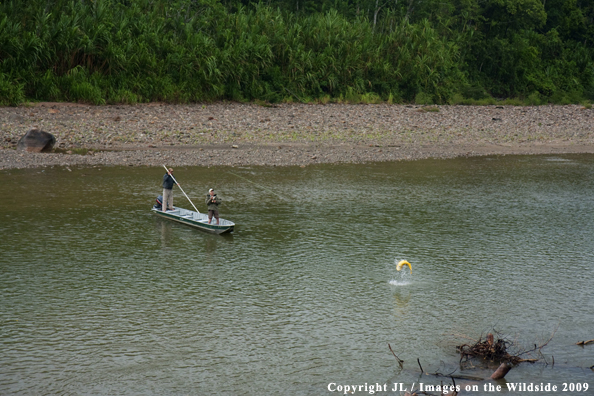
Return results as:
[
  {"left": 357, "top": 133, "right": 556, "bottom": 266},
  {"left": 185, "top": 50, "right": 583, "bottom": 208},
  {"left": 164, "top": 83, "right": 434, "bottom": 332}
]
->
[
  {"left": 205, "top": 188, "right": 222, "bottom": 225},
  {"left": 162, "top": 168, "right": 180, "bottom": 212}
]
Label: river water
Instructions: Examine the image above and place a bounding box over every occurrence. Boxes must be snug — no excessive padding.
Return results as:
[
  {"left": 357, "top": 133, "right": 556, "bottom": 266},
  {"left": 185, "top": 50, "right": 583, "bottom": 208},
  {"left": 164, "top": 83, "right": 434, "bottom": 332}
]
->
[{"left": 1, "top": 155, "right": 593, "bottom": 395}]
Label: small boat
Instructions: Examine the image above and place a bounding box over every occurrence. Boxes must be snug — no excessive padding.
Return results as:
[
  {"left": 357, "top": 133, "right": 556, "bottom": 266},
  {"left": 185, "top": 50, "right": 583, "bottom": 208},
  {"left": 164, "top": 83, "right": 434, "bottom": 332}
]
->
[{"left": 152, "top": 207, "right": 235, "bottom": 234}]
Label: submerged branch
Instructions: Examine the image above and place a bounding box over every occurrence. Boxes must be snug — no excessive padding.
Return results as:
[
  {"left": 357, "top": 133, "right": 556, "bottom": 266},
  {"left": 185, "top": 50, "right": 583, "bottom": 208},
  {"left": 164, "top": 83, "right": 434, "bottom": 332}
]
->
[
  {"left": 576, "top": 339, "right": 594, "bottom": 346},
  {"left": 457, "top": 327, "right": 557, "bottom": 366},
  {"left": 388, "top": 343, "right": 404, "bottom": 368}
]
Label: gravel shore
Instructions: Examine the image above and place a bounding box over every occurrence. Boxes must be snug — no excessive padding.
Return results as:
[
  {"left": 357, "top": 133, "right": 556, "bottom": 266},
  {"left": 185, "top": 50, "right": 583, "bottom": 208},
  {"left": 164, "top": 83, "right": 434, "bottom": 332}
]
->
[{"left": 1, "top": 102, "right": 593, "bottom": 169}]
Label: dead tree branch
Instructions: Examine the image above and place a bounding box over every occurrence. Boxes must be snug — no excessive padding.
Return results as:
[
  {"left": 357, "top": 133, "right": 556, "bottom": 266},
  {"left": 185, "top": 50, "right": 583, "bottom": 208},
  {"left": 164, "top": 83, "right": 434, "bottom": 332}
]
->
[
  {"left": 576, "top": 339, "right": 594, "bottom": 346},
  {"left": 388, "top": 343, "right": 404, "bottom": 368}
]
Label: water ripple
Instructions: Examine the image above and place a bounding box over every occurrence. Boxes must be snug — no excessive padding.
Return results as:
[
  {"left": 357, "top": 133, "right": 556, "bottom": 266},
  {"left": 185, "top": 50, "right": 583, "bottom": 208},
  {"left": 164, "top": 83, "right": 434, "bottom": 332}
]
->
[{"left": 1, "top": 156, "right": 593, "bottom": 395}]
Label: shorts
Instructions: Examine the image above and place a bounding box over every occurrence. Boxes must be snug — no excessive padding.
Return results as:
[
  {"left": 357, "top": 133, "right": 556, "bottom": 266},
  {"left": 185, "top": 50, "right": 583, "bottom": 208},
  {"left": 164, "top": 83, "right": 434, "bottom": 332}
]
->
[{"left": 208, "top": 209, "right": 219, "bottom": 219}]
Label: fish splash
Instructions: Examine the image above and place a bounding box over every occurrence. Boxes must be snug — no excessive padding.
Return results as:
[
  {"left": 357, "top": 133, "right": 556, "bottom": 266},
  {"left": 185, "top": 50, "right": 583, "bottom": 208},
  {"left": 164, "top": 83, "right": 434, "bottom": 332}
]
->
[{"left": 390, "top": 258, "right": 413, "bottom": 285}]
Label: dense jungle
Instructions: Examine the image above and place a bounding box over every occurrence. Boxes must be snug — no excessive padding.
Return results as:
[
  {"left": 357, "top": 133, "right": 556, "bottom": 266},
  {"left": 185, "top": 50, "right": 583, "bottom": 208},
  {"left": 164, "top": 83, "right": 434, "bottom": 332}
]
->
[{"left": 1, "top": 0, "right": 593, "bottom": 105}]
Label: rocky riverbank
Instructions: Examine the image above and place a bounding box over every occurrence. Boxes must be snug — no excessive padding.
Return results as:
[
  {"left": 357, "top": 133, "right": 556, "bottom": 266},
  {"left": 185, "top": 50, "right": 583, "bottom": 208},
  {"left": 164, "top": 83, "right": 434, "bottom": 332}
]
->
[{"left": 1, "top": 102, "right": 593, "bottom": 169}]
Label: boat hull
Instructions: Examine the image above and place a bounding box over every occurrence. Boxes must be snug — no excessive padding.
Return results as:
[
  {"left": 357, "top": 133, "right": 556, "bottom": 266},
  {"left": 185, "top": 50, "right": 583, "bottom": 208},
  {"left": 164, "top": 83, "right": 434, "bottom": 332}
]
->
[{"left": 152, "top": 207, "right": 234, "bottom": 234}]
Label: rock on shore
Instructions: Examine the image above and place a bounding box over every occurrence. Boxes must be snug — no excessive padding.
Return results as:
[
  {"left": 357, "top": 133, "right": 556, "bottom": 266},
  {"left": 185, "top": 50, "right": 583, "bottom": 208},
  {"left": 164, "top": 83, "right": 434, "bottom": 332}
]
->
[
  {"left": 16, "top": 128, "right": 56, "bottom": 153},
  {"left": 1, "top": 103, "right": 593, "bottom": 169}
]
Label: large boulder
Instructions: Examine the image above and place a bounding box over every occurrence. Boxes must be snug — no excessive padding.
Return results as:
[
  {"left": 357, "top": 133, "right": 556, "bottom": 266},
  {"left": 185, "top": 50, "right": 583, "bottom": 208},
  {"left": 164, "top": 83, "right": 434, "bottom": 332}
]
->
[{"left": 16, "top": 129, "right": 56, "bottom": 153}]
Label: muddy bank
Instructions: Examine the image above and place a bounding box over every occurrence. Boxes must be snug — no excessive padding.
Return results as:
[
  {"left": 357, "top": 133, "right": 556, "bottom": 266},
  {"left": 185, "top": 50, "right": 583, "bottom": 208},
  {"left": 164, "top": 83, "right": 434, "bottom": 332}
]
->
[{"left": 1, "top": 103, "right": 593, "bottom": 169}]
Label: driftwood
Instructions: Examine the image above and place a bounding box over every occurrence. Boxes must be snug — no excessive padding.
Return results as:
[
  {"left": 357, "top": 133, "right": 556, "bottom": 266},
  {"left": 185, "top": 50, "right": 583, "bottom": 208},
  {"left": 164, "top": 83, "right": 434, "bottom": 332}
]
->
[
  {"left": 457, "top": 332, "right": 520, "bottom": 363},
  {"left": 388, "top": 343, "right": 404, "bottom": 368},
  {"left": 390, "top": 329, "right": 561, "bottom": 393},
  {"left": 416, "top": 357, "right": 484, "bottom": 381},
  {"left": 457, "top": 329, "right": 556, "bottom": 366},
  {"left": 576, "top": 339, "right": 594, "bottom": 346},
  {"left": 490, "top": 362, "right": 512, "bottom": 380}
]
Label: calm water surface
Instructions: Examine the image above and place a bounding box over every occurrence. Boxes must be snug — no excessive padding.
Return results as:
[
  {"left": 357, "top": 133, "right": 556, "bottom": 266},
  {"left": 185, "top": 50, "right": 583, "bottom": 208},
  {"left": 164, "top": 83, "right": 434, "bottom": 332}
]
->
[{"left": 1, "top": 155, "right": 593, "bottom": 395}]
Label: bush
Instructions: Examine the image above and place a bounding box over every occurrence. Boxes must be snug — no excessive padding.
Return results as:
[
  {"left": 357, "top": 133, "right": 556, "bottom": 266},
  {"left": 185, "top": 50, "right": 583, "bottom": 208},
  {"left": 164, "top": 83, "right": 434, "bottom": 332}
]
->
[
  {"left": 415, "top": 92, "right": 433, "bottom": 105},
  {"left": 0, "top": 74, "right": 25, "bottom": 106},
  {"left": 318, "top": 95, "right": 331, "bottom": 104},
  {"left": 501, "top": 98, "right": 524, "bottom": 106},
  {"left": 449, "top": 93, "right": 465, "bottom": 105},
  {"left": 473, "top": 97, "right": 497, "bottom": 105},
  {"left": 526, "top": 92, "right": 542, "bottom": 105},
  {"left": 29, "top": 70, "right": 61, "bottom": 101},
  {"left": 360, "top": 93, "right": 382, "bottom": 104},
  {"left": 461, "top": 85, "right": 489, "bottom": 100},
  {"left": 107, "top": 89, "right": 140, "bottom": 105}
]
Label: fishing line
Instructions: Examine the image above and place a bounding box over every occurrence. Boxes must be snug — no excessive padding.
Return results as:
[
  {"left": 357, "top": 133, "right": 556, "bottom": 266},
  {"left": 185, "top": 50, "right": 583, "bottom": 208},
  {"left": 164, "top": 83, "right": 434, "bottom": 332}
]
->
[{"left": 227, "top": 171, "right": 288, "bottom": 201}]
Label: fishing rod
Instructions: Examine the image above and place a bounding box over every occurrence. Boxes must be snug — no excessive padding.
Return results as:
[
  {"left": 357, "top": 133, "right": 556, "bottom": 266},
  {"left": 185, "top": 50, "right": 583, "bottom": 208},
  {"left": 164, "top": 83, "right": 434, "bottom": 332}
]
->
[{"left": 163, "top": 165, "right": 200, "bottom": 213}]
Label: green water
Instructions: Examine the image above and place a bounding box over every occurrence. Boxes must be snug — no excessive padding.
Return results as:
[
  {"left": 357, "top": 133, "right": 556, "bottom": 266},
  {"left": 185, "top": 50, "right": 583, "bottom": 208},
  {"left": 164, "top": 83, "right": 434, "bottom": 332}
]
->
[{"left": 1, "top": 155, "right": 593, "bottom": 395}]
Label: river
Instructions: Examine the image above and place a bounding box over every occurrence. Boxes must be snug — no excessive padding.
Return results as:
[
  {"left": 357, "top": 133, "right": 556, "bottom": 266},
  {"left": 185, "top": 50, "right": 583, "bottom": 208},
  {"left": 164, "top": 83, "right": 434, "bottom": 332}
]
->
[{"left": 1, "top": 155, "right": 593, "bottom": 395}]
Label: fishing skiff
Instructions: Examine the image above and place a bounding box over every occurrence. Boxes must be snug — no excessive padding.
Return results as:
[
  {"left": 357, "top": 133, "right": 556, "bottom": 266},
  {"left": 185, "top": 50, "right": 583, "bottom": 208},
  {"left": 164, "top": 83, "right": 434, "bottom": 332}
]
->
[{"left": 152, "top": 207, "right": 234, "bottom": 234}]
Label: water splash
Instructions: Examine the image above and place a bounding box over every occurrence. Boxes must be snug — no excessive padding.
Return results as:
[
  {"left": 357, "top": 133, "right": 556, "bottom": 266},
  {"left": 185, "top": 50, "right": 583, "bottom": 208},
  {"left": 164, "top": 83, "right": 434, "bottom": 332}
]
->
[
  {"left": 390, "top": 258, "right": 413, "bottom": 285},
  {"left": 389, "top": 279, "right": 411, "bottom": 286}
]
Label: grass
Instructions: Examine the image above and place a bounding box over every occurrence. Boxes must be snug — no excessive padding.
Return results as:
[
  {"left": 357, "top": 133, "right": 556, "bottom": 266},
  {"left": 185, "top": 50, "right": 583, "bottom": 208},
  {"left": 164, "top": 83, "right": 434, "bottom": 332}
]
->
[
  {"left": 250, "top": 95, "right": 592, "bottom": 107},
  {"left": 254, "top": 99, "right": 275, "bottom": 107},
  {"left": 448, "top": 93, "right": 591, "bottom": 106}
]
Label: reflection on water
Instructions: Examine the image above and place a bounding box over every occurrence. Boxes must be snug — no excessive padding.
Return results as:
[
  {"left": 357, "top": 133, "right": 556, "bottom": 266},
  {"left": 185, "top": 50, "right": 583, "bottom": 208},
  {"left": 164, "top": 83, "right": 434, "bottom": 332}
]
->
[
  {"left": 391, "top": 288, "right": 412, "bottom": 319},
  {"left": 1, "top": 155, "right": 594, "bottom": 395},
  {"left": 156, "top": 218, "right": 174, "bottom": 248}
]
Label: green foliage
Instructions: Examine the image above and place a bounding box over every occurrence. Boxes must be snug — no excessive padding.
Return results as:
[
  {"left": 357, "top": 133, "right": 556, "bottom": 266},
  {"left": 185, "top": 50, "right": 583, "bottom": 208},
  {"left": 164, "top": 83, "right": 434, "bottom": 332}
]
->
[
  {"left": 0, "top": 73, "right": 25, "bottom": 106},
  {"left": 449, "top": 94, "right": 497, "bottom": 106},
  {"left": 415, "top": 92, "right": 434, "bottom": 105},
  {"left": 500, "top": 97, "right": 525, "bottom": 106},
  {"left": 460, "top": 85, "right": 490, "bottom": 101},
  {"left": 549, "top": 90, "right": 584, "bottom": 105},
  {"left": 526, "top": 92, "right": 542, "bottom": 106},
  {"left": 0, "top": 0, "right": 592, "bottom": 105},
  {"left": 61, "top": 67, "right": 106, "bottom": 105}
]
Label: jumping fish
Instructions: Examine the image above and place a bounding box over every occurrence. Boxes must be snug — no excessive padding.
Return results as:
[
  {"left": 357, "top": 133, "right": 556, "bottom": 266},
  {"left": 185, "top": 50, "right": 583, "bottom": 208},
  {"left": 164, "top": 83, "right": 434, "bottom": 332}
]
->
[{"left": 396, "top": 260, "right": 412, "bottom": 274}]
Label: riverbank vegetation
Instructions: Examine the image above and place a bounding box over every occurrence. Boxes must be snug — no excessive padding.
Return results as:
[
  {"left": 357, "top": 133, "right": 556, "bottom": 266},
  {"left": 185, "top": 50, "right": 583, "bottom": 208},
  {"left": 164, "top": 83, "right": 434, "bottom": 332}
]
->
[{"left": 1, "top": 0, "right": 593, "bottom": 106}]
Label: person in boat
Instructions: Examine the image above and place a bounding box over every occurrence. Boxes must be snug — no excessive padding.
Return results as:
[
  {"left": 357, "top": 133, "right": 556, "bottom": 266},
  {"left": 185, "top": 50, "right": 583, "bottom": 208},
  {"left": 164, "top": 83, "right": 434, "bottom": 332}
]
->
[
  {"left": 205, "top": 188, "right": 222, "bottom": 225},
  {"left": 162, "top": 168, "right": 179, "bottom": 212}
]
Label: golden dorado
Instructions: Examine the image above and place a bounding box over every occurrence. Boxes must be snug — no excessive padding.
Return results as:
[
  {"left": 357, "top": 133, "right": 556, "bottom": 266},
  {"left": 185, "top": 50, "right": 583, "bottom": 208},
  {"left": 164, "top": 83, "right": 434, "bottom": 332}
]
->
[{"left": 396, "top": 260, "right": 412, "bottom": 274}]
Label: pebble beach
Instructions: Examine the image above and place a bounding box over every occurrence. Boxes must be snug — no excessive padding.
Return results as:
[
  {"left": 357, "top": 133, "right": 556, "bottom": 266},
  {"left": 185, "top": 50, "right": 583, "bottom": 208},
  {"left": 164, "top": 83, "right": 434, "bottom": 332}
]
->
[{"left": 1, "top": 102, "right": 593, "bottom": 169}]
